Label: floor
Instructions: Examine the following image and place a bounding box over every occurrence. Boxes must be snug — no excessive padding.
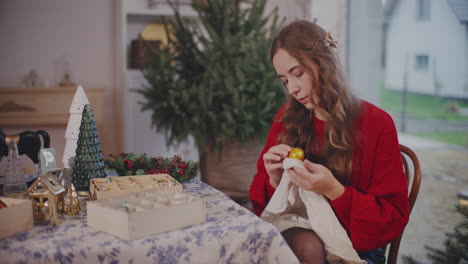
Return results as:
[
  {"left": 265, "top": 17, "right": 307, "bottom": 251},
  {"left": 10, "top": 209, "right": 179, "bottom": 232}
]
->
[{"left": 397, "top": 134, "right": 468, "bottom": 263}]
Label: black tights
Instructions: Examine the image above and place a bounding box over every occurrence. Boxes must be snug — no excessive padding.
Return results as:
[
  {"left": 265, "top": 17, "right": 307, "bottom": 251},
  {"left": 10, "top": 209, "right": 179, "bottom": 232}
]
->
[{"left": 281, "top": 227, "right": 326, "bottom": 264}]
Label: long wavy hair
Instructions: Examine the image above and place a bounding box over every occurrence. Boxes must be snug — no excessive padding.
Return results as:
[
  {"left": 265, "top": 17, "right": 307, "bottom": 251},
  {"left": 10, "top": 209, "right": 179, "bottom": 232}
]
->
[{"left": 271, "top": 20, "right": 361, "bottom": 185}]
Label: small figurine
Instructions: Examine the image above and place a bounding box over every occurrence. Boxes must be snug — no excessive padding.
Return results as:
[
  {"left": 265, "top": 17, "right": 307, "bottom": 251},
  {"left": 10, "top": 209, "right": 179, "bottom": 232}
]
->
[
  {"left": 64, "top": 183, "right": 81, "bottom": 215},
  {"left": 21, "top": 69, "right": 41, "bottom": 88}
]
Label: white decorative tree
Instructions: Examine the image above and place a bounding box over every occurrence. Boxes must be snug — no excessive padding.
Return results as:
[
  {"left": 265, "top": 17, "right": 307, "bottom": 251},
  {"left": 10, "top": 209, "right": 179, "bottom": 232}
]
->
[{"left": 62, "top": 85, "right": 89, "bottom": 185}]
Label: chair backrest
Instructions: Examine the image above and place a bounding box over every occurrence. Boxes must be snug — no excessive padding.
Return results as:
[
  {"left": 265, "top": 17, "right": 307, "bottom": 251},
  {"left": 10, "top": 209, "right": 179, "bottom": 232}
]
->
[{"left": 386, "top": 144, "right": 422, "bottom": 264}]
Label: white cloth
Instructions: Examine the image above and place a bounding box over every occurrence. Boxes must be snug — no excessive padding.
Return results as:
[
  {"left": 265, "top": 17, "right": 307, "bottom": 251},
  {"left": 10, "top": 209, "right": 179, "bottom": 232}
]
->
[{"left": 261, "top": 158, "right": 366, "bottom": 264}]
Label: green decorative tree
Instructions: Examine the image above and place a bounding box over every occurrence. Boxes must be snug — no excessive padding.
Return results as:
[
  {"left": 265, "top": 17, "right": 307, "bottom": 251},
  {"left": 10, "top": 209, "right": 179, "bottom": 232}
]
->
[
  {"left": 403, "top": 205, "right": 468, "bottom": 264},
  {"left": 136, "top": 0, "right": 285, "bottom": 201},
  {"left": 71, "top": 104, "right": 106, "bottom": 195},
  {"left": 137, "top": 0, "right": 284, "bottom": 150}
]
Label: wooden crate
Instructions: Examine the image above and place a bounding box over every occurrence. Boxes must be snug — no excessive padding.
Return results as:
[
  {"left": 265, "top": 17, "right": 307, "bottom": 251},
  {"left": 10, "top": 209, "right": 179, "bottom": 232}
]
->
[
  {"left": 0, "top": 197, "right": 33, "bottom": 239},
  {"left": 89, "top": 174, "right": 183, "bottom": 200},
  {"left": 87, "top": 189, "right": 205, "bottom": 240}
]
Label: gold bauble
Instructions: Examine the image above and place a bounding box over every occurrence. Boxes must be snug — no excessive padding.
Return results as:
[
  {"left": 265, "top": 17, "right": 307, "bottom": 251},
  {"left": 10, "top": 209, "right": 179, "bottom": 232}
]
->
[{"left": 288, "top": 147, "right": 305, "bottom": 161}]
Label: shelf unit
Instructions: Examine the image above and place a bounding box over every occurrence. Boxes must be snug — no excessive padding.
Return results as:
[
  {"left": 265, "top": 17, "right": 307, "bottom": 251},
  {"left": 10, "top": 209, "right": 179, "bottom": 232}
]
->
[
  {"left": 114, "top": 0, "right": 198, "bottom": 161},
  {"left": 0, "top": 87, "right": 104, "bottom": 128}
]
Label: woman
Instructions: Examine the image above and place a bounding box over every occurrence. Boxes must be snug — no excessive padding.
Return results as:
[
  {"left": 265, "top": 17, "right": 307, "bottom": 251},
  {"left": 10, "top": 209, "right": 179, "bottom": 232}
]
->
[{"left": 249, "top": 20, "right": 409, "bottom": 264}]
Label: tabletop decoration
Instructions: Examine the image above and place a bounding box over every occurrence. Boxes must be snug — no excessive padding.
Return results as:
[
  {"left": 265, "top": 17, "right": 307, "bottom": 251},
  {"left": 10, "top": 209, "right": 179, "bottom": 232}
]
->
[
  {"left": 71, "top": 104, "right": 106, "bottom": 196},
  {"left": 63, "top": 86, "right": 90, "bottom": 186},
  {"left": 39, "top": 148, "right": 60, "bottom": 177},
  {"left": 21, "top": 69, "right": 41, "bottom": 88},
  {"left": 0, "top": 197, "right": 33, "bottom": 239},
  {"left": 89, "top": 174, "right": 183, "bottom": 200},
  {"left": 87, "top": 188, "right": 205, "bottom": 240},
  {"left": 104, "top": 153, "right": 198, "bottom": 183},
  {"left": 28, "top": 173, "right": 65, "bottom": 225},
  {"left": 3, "top": 139, "right": 27, "bottom": 198},
  {"left": 57, "top": 57, "right": 75, "bottom": 88},
  {"left": 64, "top": 183, "right": 81, "bottom": 215}
]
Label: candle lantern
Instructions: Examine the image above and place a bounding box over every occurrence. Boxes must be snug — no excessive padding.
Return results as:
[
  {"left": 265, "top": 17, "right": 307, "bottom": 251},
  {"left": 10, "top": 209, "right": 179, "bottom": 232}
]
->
[{"left": 28, "top": 173, "right": 66, "bottom": 225}]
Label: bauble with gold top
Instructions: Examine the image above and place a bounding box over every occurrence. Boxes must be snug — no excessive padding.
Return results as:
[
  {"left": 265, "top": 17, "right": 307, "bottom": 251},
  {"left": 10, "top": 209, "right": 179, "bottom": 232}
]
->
[{"left": 288, "top": 147, "right": 305, "bottom": 161}]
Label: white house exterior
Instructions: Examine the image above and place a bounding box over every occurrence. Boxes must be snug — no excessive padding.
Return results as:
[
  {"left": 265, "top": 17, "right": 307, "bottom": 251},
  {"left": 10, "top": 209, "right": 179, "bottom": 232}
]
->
[{"left": 385, "top": 0, "right": 468, "bottom": 99}]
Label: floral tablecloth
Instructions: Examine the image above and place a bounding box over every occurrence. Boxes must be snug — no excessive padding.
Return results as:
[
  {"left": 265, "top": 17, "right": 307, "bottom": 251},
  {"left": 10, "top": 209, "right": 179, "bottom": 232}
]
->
[{"left": 0, "top": 179, "right": 299, "bottom": 264}]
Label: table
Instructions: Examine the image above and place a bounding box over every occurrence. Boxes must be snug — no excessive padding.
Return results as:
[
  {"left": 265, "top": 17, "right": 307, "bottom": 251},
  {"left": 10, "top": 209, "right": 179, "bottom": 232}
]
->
[{"left": 0, "top": 179, "right": 299, "bottom": 263}]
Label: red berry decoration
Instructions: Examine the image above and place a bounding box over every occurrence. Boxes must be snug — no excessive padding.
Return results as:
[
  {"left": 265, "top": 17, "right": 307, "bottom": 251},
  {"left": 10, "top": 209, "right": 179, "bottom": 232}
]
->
[
  {"left": 178, "top": 161, "right": 187, "bottom": 169},
  {"left": 124, "top": 159, "right": 133, "bottom": 170},
  {"left": 179, "top": 169, "right": 185, "bottom": 175}
]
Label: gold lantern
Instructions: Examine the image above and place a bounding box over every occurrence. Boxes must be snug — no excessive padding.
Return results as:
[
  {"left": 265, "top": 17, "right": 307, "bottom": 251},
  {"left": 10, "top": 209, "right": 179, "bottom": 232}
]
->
[{"left": 28, "top": 173, "right": 65, "bottom": 225}]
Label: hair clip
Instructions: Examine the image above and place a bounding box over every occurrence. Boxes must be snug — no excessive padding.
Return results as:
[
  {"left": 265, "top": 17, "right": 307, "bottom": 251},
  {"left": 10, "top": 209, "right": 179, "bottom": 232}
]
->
[{"left": 325, "top": 32, "right": 338, "bottom": 49}]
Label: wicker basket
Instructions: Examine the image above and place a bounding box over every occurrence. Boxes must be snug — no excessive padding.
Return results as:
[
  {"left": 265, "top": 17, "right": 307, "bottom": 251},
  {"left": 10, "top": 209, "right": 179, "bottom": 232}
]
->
[{"left": 200, "top": 139, "right": 263, "bottom": 203}]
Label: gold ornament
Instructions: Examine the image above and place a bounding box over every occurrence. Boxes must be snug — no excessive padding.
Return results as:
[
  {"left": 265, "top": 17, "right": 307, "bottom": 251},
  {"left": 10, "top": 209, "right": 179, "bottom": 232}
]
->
[
  {"left": 288, "top": 147, "right": 305, "bottom": 161},
  {"left": 64, "top": 183, "right": 81, "bottom": 215}
]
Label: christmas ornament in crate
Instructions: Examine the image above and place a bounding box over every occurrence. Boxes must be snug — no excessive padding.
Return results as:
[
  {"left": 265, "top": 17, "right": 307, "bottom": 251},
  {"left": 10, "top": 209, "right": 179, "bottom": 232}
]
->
[
  {"left": 71, "top": 104, "right": 106, "bottom": 196},
  {"left": 89, "top": 174, "right": 183, "bottom": 200},
  {"left": 28, "top": 173, "right": 65, "bottom": 225},
  {"left": 87, "top": 188, "right": 205, "bottom": 240}
]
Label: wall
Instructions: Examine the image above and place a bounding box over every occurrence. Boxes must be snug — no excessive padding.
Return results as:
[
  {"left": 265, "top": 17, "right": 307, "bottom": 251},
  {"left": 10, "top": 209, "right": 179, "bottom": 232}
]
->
[
  {"left": 0, "top": 0, "right": 119, "bottom": 168},
  {"left": 310, "top": 0, "right": 347, "bottom": 68},
  {"left": 466, "top": 23, "right": 468, "bottom": 93},
  {"left": 265, "top": 1, "right": 347, "bottom": 71},
  {"left": 347, "top": 0, "right": 383, "bottom": 105},
  {"left": 267, "top": 0, "right": 382, "bottom": 106},
  {"left": 265, "top": 0, "right": 311, "bottom": 24},
  {"left": 385, "top": 0, "right": 467, "bottom": 98}
]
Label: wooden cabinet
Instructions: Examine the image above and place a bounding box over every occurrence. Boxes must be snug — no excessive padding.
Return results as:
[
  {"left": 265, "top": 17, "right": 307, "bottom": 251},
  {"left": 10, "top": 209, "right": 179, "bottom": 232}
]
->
[{"left": 0, "top": 87, "right": 104, "bottom": 128}]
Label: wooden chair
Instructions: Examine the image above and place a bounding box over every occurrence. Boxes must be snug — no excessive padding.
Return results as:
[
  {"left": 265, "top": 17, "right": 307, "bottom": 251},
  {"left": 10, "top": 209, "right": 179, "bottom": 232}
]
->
[{"left": 386, "top": 144, "right": 422, "bottom": 264}]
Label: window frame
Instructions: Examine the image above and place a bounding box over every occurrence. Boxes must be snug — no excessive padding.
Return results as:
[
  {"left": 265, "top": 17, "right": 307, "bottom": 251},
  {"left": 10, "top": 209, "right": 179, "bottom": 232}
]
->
[
  {"left": 414, "top": 54, "right": 430, "bottom": 71},
  {"left": 416, "top": 0, "right": 431, "bottom": 22}
]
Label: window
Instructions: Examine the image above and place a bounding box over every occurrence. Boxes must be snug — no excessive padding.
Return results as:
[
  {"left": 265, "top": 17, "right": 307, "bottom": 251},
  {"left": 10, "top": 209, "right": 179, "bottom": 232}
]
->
[
  {"left": 416, "top": 0, "right": 430, "bottom": 21},
  {"left": 415, "top": 55, "right": 429, "bottom": 71}
]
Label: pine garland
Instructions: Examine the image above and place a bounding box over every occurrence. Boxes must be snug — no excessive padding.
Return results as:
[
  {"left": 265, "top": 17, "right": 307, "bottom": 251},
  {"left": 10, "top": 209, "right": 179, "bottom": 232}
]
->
[{"left": 104, "top": 153, "right": 198, "bottom": 183}]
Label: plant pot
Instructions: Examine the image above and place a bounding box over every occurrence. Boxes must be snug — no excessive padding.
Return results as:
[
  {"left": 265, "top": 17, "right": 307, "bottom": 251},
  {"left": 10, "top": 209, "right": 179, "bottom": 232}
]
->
[{"left": 200, "top": 139, "right": 263, "bottom": 203}]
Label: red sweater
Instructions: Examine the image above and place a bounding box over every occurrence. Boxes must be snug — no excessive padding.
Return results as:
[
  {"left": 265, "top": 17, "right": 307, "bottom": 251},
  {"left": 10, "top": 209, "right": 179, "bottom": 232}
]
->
[{"left": 249, "top": 101, "right": 409, "bottom": 252}]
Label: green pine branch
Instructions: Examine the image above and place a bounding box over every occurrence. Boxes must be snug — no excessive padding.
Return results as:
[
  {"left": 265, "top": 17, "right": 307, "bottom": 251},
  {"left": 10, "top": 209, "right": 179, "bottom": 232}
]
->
[
  {"left": 104, "top": 153, "right": 199, "bottom": 183},
  {"left": 403, "top": 205, "right": 468, "bottom": 264},
  {"left": 136, "top": 0, "right": 285, "bottom": 151}
]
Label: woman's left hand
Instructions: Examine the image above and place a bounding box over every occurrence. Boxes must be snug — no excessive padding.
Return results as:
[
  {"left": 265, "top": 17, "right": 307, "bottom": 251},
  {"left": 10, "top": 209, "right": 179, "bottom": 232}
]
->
[{"left": 288, "top": 159, "right": 345, "bottom": 200}]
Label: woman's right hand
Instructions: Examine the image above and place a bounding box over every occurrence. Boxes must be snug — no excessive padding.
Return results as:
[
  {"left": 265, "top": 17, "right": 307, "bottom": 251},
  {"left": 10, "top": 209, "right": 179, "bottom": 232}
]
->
[{"left": 263, "top": 144, "right": 292, "bottom": 188}]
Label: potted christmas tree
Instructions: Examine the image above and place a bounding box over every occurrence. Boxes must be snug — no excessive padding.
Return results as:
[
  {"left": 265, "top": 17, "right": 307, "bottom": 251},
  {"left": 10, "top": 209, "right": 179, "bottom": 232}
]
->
[{"left": 136, "top": 0, "right": 285, "bottom": 202}]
